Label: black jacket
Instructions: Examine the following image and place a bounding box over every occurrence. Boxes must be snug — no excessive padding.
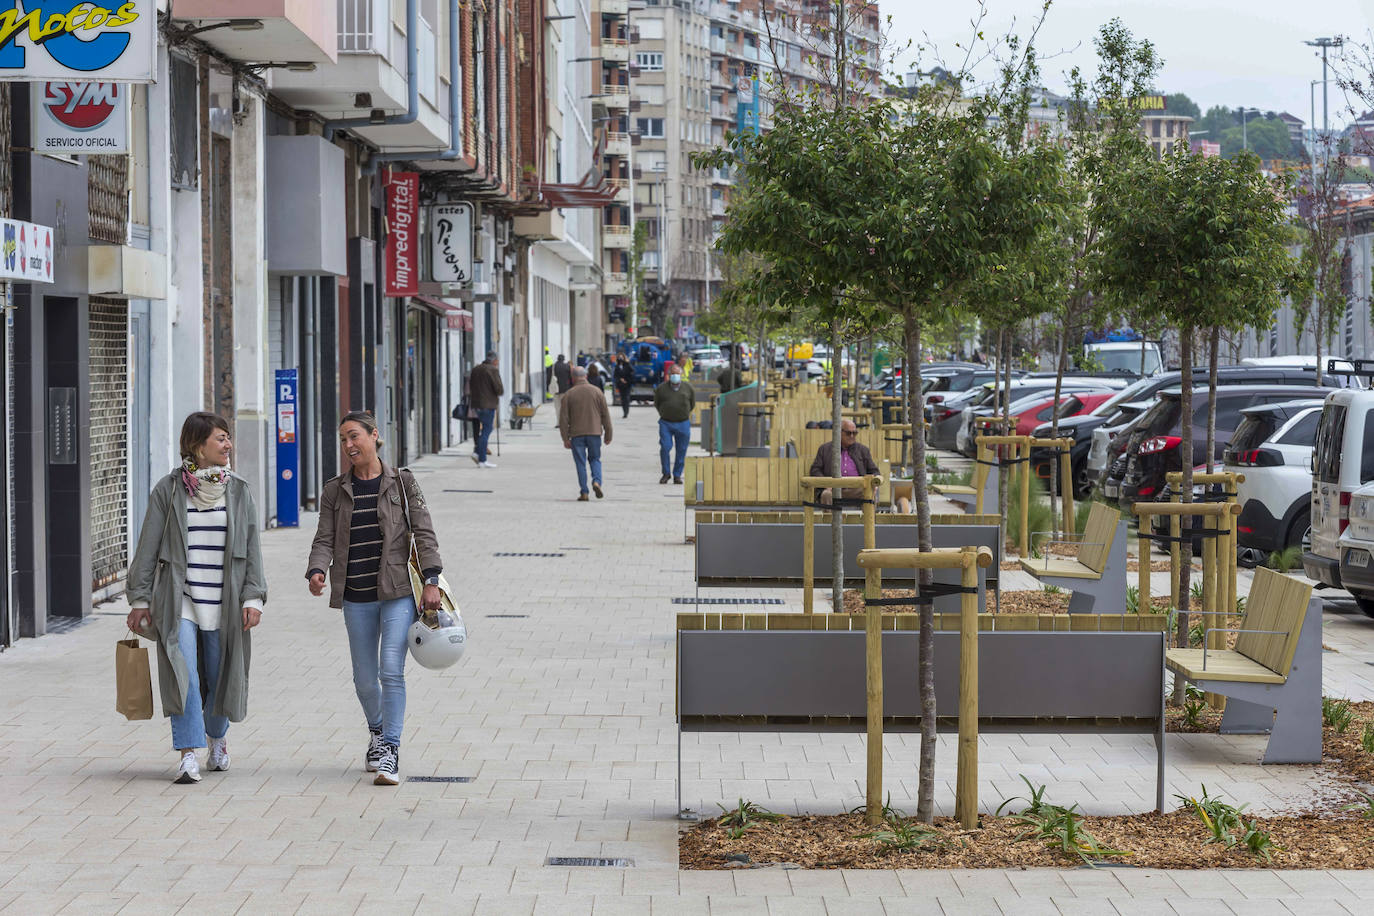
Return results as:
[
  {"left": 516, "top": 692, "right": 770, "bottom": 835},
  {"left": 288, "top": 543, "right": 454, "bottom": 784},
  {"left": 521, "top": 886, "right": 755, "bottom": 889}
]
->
[
  {"left": 553, "top": 360, "right": 572, "bottom": 393},
  {"left": 613, "top": 362, "right": 635, "bottom": 389}
]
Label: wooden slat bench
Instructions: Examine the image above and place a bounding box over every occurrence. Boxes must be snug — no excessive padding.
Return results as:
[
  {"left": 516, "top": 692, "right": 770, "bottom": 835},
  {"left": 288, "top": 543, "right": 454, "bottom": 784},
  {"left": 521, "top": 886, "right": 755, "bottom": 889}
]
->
[
  {"left": 1165, "top": 567, "right": 1321, "bottom": 763},
  {"left": 683, "top": 456, "right": 890, "bottom": 508},
  {"left": 1019, "top": 502, "right": 1127, "bottom": 613}
]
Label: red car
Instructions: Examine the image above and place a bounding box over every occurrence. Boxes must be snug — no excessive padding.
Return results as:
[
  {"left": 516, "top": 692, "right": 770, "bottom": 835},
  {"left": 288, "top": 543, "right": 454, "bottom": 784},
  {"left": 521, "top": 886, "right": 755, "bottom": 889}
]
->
[{"left": 1013, "top": 391, "right": 1115, "bottom": 437}]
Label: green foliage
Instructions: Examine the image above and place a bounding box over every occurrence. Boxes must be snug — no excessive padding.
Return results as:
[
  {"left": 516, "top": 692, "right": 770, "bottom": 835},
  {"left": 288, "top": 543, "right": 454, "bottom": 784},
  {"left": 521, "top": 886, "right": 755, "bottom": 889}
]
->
[
  {"left": 1267, "top": 545, "right": 1303, "bottom": 573},
  {"left": 1010, "top": 802, "right": 1129, "bottom": 865},
  {"left": 1126, "top": 585, "right": 1140, "bottom": 615},
  {"left": 856, "top": 819, "right": 946, "bottom": 853},
  {"left": 1162, "top": 92, "right": 1201, "bottom": 120},
  {"left": 718, "top": 799, "right": 783, "bottom": 838},
  {"left": 995, "top": 775, "right": 1051, "bottom": 817},
  {"left": 1075, "top": 498, "right": 1096, "bottom": 531},
  {"left": 1217, "top": 116, "right": 1298, "bottom": 162},
  {"left": 1176, "top": 784, "right": 1248, "bottom": 849},
  {"left": 1240, "top": 820, "right": 1282, "bottom": 862},
  {"left": 1188, "top": 617, "right": 1206, "bottom": 648},
  {"left": 849, "top": 793, "right": 906, "bottom": 823},
  {"left": 1362, "top": 722, "right": 1374, "bottom": 754},
  {"left": 1182, "top": 684, "right": 1208, "bottom": 728},
  {"left": 1344, "top": 792, "right": 1374, "bottom": 818},
  {"left": 1009, "top": 473, "right": 1055, "bottom": 556},
  {"left": 1041, "top": 583, "right": 1064, "bottom": 595},
  {"left": 932, "top": 468, "right": 973, "bottom": 488},
  {"left": 1323, "top": 696, "right": 1355, "bottom": 733}
]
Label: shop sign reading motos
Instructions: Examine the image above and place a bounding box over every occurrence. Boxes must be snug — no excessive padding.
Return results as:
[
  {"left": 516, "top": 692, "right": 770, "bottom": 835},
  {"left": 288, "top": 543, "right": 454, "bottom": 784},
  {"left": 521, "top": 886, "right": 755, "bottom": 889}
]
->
[
  {"left": 31, "top": 82, "right": 128, "bottom": 153},
  {"left": 0, "top": 218, "right": 56, "bottom": 283},
  {"left": 0, "top": 2, "right": 157, "bottom": 82},
  {"left": 384, "top": 171, "right": 420, "bottom": 297}
]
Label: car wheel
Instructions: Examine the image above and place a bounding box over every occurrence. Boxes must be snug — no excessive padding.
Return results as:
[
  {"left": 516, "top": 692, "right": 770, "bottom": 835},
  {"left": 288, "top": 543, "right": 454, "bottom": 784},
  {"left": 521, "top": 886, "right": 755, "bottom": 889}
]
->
[
  {"left": 1353, "top": 592, "right": 1374, "bottom": 620},
  {"left": 1073, "top": 463, "right": 1093, "bottom": 499},
  {"left": 1285, "top": 509, "right": 1311, "bottom": 552}
]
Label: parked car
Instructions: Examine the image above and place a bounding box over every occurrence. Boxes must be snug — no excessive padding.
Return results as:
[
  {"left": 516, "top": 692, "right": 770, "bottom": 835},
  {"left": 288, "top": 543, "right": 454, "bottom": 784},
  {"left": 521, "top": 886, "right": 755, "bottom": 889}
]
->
[
  {"left": 1080, "top": 340, "right": 1164, "bottom": 378},
  {"left": 689, "top": 346, "right": 728, "bottom": 376},
  {"left": 956, "top": 385, "right": 1110, "bottom": 456},
  {"left": 1240, "top": 355, "right": 1367, "bottom": 388},
  {"left": 1337, "top": 481, "right": 1374, "bottom": 617},
  {"left": 926, "top": 385, "right": 993, "bottom": 450},
  {"left": 1303, "top": 388, "right": 1374, "bottom": 607},
  {"left": 1222, "top": 400, "right": 1325, "bottom": 561},
  {"left": 953, "top": 376, "right": 1127, "bottom": 457},
  {"left": 1116, "top": 385, "right": 1336, "bottom": 505},
  {"left": 1013, "top": 391, "right": 1114, "bottom": 437}
]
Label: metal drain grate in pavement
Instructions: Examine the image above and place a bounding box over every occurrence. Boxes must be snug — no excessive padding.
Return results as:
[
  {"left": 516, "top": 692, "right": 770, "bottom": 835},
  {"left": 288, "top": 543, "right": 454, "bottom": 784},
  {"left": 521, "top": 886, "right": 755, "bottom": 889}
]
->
[
  {"left": 407, "top": 776, "right": 475, "bottom": 783},
  {"left": 485, "top": 614, "right": 529, "bottom": 618},
  {"left": 493, "top": 552, "right": 565, "bottom": 557},
  {"left": 671, "top": 597, "right": 785, "bottom": 605},
  {"left": 444, "top": 489, "right": 493, "bottom": 494},
  {"left": 546, "top": 857, "right": 634, "bottom": 868}
]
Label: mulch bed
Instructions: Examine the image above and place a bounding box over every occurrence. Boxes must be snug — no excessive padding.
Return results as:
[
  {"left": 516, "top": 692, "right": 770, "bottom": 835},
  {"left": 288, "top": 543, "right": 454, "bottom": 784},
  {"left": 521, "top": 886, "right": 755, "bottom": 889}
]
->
[
  {"left": 681, "top": 703, "right": 1374, "bottom": 870},
  {"left": 840, "top": 588, "right": 1071, "bottom": 615}
]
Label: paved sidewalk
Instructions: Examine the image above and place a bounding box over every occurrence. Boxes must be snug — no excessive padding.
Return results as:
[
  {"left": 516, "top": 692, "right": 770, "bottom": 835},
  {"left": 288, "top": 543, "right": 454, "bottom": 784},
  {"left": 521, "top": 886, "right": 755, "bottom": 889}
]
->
[{"left": 0, "top": 405, "right": 1371, "bottom": 914}]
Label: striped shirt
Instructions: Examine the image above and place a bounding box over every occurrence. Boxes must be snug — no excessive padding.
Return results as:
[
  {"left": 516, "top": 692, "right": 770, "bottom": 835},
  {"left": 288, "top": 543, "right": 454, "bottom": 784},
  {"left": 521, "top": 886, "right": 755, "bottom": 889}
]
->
[
  {"left": 182, "top": 505, "right": 227, "bottom": 630},
  {"left": 345, "top": 475, "right": 383, "bottom": 602}
]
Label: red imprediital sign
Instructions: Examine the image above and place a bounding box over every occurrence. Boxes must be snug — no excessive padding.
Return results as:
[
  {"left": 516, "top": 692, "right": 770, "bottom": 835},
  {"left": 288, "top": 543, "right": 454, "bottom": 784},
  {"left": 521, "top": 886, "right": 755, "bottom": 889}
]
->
[{"left": 384, "top": 170, "right": 420, "bottom": 297}]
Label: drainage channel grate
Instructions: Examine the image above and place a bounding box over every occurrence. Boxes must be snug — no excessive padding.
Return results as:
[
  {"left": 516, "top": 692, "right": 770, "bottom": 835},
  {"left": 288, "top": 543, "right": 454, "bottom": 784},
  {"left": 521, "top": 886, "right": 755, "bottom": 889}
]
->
[
  {"left": 444, "top": 489, "right": 493, "bottom": 494},
  {"left": 407, "top": 776, "right": 475, "bottom": 783},
  {"left": 546, "top": 857, "right": 634, "bottom": 868},
  {"left": 671, "top": 597, "right": 786, "bottom": 606},
  {"left": 494, "top": 552, "right": 565, "bottom": 558},
  {"left": 485, "top": 614, "right": 530, "bottom": 619}
]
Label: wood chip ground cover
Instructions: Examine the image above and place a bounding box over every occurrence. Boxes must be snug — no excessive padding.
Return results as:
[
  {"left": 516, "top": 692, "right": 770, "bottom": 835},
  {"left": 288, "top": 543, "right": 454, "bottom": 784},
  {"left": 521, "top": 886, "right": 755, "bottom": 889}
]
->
[{"left": 682, "top": 709, "right": 1374, "bottom": 870}]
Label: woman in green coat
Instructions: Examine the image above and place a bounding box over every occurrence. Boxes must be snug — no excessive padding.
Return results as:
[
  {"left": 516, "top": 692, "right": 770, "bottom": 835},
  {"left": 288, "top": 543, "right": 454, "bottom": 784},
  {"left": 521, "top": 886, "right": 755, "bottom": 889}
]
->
[{"left": 126, "top": 412, "right": 267, "bottom": 784}]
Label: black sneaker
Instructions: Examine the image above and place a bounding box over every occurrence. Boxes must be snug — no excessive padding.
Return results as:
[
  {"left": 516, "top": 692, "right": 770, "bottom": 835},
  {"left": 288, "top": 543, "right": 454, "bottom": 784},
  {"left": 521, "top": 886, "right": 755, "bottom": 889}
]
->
[
  {"left": 373, "top": 743, "right": 400, "bottom": 786},
  {"left": 659, "top": 474, "right": 670, "bottom": 484},
  {"left": 365, "top": 728, "right": 385, "bottom": 773}
]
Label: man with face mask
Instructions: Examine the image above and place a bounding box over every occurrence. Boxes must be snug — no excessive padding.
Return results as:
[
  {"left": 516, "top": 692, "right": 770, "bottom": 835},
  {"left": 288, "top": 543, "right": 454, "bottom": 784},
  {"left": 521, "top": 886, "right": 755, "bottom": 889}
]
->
[{"left": 653, "top": 361, "right": 695, "bottom": 485}]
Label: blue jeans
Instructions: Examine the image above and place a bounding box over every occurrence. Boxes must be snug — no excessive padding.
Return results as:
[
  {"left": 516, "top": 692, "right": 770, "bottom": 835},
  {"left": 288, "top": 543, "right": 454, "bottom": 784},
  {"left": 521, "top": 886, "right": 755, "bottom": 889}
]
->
[
  {"left": 342, "top": 597, "right": 414, "bottom": 746},
  {"left": 475, "top": 408, "right": 496, "bottom": 462},
  {"left": 571, "top": 435, "right": 602, "bottom": 495},
  {"left": 171, "top": 617, "right": 229, "bottom": 750},
  {"left": 658, "top": 419, "right": 691, "bottom": 478}
]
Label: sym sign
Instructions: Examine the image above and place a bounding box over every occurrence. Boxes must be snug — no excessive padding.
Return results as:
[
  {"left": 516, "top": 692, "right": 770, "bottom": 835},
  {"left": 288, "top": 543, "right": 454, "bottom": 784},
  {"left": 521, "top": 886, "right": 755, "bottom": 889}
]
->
[
  {"left": 32, "top": 81, "right": 128, "bottom": 153},
  {"left": 384, "top": 171, "right": 420, "bottom": 298},
  {"left": 429, "top": 202, "right": 473, "bottom": 285},
  {"left": 0, "top": 2, "right": 157, "bottom": 82}
]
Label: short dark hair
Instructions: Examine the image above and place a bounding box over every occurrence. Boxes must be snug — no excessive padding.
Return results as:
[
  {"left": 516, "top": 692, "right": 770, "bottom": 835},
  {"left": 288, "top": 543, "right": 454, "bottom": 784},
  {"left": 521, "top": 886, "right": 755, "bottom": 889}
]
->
[
  {"left": 179, "top": 412, "right": 231, "bottom": 463},
  {"left": 486, "top": 350, "right": 498, "bottom": 361}
]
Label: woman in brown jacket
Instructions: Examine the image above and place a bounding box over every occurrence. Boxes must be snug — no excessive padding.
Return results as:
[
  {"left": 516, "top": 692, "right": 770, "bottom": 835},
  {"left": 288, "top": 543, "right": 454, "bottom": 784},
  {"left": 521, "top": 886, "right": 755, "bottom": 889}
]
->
[{"left": 306, "top": 410, "right": 444, "bottom": 785}]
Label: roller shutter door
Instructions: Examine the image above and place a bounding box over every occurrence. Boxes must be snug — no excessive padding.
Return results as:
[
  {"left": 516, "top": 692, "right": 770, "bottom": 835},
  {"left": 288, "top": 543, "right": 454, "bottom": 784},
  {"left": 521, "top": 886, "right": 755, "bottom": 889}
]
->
[{"left": 89, "top": 296, "right": 129, "bottom": 590}]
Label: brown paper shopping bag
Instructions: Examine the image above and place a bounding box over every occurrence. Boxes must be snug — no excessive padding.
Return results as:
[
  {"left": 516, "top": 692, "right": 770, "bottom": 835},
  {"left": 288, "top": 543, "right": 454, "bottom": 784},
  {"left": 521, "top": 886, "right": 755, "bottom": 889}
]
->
[{"left": 115, "top": 637, "right": 154, "bottom": 721}]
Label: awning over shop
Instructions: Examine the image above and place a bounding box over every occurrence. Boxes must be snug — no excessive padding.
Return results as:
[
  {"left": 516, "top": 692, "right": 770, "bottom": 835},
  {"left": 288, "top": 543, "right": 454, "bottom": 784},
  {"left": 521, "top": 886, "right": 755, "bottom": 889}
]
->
[{"left": 412, "top": 295, "right": 473, "bottom": 331}]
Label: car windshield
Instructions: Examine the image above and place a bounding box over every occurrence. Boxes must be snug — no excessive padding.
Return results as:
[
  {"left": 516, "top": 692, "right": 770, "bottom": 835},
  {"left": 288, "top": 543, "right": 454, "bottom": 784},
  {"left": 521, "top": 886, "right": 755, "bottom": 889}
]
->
[
  {"left": 1054, "top": 396, "right": 1085, "bottom": 419},
  {"left": 1094, "top": 376, "right": 1158, "bottom": 414},
  {"left": 1229, "top": 414, "right": 1279, "bottom": 453},
  {"left": 1136, "top": 396, "right": 1183, "bottom": 437},
  {"left": 1093, "top": 347, "right": 1162, "bottom": 375}
]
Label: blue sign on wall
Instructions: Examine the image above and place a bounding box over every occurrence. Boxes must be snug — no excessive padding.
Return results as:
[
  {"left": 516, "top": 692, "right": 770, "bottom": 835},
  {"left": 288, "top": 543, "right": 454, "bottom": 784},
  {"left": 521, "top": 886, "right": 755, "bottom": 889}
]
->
[
  {"left": 275, "top": 369, "right": 299, "bottom": 527},
  {"left": 736, "top": 74, "right": 759, "bottom": 136}
]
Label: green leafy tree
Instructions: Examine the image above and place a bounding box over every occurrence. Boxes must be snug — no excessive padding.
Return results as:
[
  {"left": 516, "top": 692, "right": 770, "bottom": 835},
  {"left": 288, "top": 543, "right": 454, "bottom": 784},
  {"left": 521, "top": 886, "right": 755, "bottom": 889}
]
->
[
  {"left": 1095, "top": 147, "right": 1296, "bottom": 651},
  {"left": 1163, "top": 92, "right": 1200, "bottom": 120},
  {"left": 1218, "top": 116, "right": 1296, "bottom": 162},
  {"left": 1291, "top": 141, "right": 1355, "bottom": 385}
]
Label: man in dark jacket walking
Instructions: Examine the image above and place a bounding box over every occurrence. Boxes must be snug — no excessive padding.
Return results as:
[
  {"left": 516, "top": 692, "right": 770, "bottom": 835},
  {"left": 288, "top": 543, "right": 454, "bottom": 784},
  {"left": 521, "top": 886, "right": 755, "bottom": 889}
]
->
[
  {"left": 654, "top": 365, "right": 695, "bottom": 484},
  {"left": 468, "top": 352, "right": 504, "bottom": 468},
  {"left": 613, "top": 354, "right": 635, "bottom": 418},
  {"left": 808, "top": 419, "right": 879, "bottom": 505}
]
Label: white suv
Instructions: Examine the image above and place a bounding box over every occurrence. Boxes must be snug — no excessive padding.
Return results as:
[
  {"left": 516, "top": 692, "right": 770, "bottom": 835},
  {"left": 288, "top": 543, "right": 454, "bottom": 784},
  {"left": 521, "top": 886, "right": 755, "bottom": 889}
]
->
[
  {"left": 1303, "top": 385, "right": 1374, "bottom": 616},
  {"left": 1223, "top": 400, "right": 1324, "bottom": 564},
  {"left": 1338, "top": 482, "right": 1374, "bottom": 617}
]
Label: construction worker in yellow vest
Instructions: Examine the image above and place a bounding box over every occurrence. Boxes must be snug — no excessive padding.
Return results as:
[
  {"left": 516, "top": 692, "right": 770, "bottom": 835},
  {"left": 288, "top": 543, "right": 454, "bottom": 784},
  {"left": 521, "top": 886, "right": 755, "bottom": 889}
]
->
[{"left": 543, "top": 347, "right": 554, "bottom": 400}]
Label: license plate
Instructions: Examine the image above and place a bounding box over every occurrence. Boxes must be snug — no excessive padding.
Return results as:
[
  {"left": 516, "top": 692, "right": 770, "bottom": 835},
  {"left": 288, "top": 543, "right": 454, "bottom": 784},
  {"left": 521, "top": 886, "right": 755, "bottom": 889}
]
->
[
  {"left": 1104, "top": 481, "right": 1120, "bottom": 499},
  {"left": 1350, "top": 550, "right": 1370, "bottom": 568}
]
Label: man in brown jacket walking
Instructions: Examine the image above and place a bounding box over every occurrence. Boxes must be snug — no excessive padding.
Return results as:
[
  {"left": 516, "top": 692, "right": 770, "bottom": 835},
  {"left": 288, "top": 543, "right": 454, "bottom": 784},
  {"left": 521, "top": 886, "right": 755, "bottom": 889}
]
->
[
  {"left": 467, "top": 351, "right": 504, "bottom": 468},
  {"left": 558, "top": 366, "right": 613, "bottom": 501}
]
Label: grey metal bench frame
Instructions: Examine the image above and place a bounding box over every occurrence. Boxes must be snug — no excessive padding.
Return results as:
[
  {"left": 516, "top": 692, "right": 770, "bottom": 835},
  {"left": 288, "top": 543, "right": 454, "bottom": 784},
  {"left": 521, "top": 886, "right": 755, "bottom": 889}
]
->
[
  {"left": 1021, "top": 520, "right": 1130, "bottom": 614},
  {"left": 694, "top": 521, "right": 1002, "bottom": 612},
  {"left": 677, "top": 629, "right": 1168, "bottom": 814}
]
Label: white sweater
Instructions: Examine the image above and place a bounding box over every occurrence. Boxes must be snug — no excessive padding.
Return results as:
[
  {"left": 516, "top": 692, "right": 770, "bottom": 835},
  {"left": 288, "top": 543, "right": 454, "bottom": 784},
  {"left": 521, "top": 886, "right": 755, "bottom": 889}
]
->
[{"left": 133, "top": 503, "right": 263, "bottom": 628}]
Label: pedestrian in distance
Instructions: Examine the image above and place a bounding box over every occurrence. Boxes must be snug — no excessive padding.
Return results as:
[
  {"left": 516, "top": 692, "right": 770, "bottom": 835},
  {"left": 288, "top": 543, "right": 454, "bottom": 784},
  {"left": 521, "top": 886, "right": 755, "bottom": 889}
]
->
[
  {"left": 613, "top": 353, "right": 635, "bottom": 418},
  {"left": 468, "top": 351, "right": 503, "bottom": 469},
  {"left": 126, "top": 412, "right": 267, "bottom": 784},
  {"left": 586, "top": 361, "right": 606, "bottom": 392},
  {"left": 654, "top": 363, "right": 695, "bottom": 485},
  {"left": 305, "top": 410, "right": 445, "bottom": 786},
  {"left": 543, "top": 346, "right": 554, "bottom": 400},
  {"left": 552, "top": 354, "right": 572, "bottom": 430},
  {"left": 559, "top": 366, "right": 613, "bottom": 501}
]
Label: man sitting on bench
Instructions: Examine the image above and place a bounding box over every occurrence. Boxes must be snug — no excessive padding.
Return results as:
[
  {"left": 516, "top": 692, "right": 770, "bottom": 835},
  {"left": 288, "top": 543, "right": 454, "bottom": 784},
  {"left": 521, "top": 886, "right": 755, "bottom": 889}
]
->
[{"left": 809, "top": 420, "right": 880, "bottom": 505}]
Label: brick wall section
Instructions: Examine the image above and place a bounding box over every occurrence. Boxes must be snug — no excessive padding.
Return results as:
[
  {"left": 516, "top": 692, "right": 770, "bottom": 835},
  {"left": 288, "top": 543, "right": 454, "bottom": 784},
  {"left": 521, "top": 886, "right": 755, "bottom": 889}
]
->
[{"left": 516, "top": 0, "right": 545, "bottom": 197}]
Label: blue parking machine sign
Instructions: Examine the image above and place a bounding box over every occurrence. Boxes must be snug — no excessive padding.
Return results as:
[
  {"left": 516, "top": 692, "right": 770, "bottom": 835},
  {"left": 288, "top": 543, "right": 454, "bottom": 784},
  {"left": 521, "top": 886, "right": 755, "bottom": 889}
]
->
[{"left": 275, "top": 369, "right": 299, "bottom": 527}]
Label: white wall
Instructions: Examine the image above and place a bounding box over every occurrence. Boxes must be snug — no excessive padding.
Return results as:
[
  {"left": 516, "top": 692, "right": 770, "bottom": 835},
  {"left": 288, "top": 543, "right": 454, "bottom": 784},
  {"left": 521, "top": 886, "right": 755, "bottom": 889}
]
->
[{"left": 230, "top": 91, "right": 270, "bottom": 525}]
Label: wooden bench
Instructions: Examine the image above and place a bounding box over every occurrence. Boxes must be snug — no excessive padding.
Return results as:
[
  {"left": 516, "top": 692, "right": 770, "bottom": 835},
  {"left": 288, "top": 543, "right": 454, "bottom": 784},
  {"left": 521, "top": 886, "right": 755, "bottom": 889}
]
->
[
  {"left": 683, "top": 456, "right": 890, "bottom": 508},
  {"left": 1165, "top": 567, "right": 1321, "bottom": 764},
  {"left": 677, "top": 616, "right": 1169, "bottom": 814},
  {"left": 1019, "top": 502, "right": 1127, "bottom": 613},
  {"left": 929, "top": 446, "right": 998, "bottom": 513}
]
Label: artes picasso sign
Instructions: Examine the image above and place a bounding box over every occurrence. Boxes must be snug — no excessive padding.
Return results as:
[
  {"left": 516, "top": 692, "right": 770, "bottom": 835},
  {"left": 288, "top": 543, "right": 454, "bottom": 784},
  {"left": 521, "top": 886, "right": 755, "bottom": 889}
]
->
[{"left": 0, "top": 2, "right": 156, "bottom": 82}]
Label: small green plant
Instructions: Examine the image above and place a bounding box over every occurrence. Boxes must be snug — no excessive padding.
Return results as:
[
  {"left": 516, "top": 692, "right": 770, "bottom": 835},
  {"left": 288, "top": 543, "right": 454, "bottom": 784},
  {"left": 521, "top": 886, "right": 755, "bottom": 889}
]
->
[
  {"left": 1041, "top": 583, "right": 1064, "bottom": 595},
  {"left": 995, "top": 775, "right": 1050, "bottom": 817},
  {"left": 1010, "top": 803, "right": 1128, "bottom": 865},
  {"left": 1362, "top": 722, "right": 1374, "bottom": 753},
  {"left": 1126, "top": 585, "right": 1140, "bottom": 615},
  {"left": 1240, "top": 820, "right": 1281, "bottom": 862},
  {"left": 857, "top": 818, "right": 944, "bottom": 853},
  {"left": 1268, "top": 545, "right": 1302, "bottom": 574},
  {"left": 1343, "top": 792, "right": 1374, "bottom": 819},
  {"left": 1075, "top": 498, "right": 1095, "bottom": 532},
  {"left": 926, "top": 454, "right": 940, "bottom": 470},
  {"left": 1188, "top": 618, "right": 1206, "bottom": 648},
  {"left": 1176, "top": 785, "right": 1247, "bottom": 849},
  {"left": 1191, "top": 581, "right": 1205, "bottom": 604},
  {"left": 849, "top": 793, "right": 905, "bottom": 823},
  {"left": 1323, "top": 696, "right": 1355, "bottom": 734},
  {"left": 1181, "top": 685, "right": 1208, "bottom": 728},
  {"left": 932, "top": 468, "right": 974, "bottom": 488},
  {"left": 718, "top": 798, "right": 783, "bottom": 838},
  {"left": 1234, "top": 595, "right": 1246, "bottom": 616}
]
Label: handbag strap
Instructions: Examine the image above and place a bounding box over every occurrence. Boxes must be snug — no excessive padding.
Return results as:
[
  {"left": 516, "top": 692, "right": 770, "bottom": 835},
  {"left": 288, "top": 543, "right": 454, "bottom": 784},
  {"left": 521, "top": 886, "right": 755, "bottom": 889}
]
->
[{"left": 396, "top": 468, "right": 420, "bottom": 563}]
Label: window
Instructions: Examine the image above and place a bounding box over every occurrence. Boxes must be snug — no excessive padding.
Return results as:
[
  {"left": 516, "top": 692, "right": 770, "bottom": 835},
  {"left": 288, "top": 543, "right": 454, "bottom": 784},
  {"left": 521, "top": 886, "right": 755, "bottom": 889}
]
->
[
  {"left": 636, "top": 118, "right": 665, "bottom": 138},
  {"left": 1278, "top": 410, "right": 1321, "bottom": 447},
  {"left": 635, "top": 52, "right": 664, "bottom": 71},
  {"left": 637, "top": 84, "right": 665, "bottom": 105}
]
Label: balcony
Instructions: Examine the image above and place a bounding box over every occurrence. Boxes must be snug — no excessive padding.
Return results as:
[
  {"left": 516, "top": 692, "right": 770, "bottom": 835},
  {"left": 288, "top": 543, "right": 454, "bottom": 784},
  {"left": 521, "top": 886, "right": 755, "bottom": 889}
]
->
[
  {"left": 604, "top": 272, "right": 630, "bottom": 296},
  {"left": 514, "top": 208, "right": 566, "bottom": 242},
  {"left": 608, "top": 177, "right": 631, "bottom": 202},
  {"left": 710, "top": 167, "right": 732, "bottom": 185},
  {"left": 710, "top": 198, "right": 726, "bottom": 217},
  {"left": 172, "top": 0, "right": 338, "bottom": 63},
  {"left": 605, "top": 131, "right": 630, "bottom": 156},
  {"left": 602, "top": 36, "right": 629, "bottom": 63},
  {"left": 602, "top": 0, "right": 628, "bottom": 14},
  {"left": 601, "top": 83, "right": 630, "bottom": 110},
  {"left": 711, "top": 101, "right": 732, "bottom": 122},
  {"left": 603, "top": 224, "right": 633, "bottom": 248}
]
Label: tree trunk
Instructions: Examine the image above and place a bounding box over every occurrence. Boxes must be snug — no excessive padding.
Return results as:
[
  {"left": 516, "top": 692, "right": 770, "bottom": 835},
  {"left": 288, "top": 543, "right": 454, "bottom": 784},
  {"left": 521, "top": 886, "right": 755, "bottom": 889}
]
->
[
  {"left": 830, "top": 317, "right": 844, "bottom": 614},
  {"left": 1206, "top": 328, "right": 1219, "bottom": 474},
  {"left": 997, "top": 327, "right": 1010, "bottom": 552},
  {"left": 1177, "top": 330, "right": 1195, "bottom": 664},
  {"left": 906, "top": 314, "right": 937, "bottom": 824},
  {"left": 1050, "top": 317, "right": 1069, "bottom": 534}
]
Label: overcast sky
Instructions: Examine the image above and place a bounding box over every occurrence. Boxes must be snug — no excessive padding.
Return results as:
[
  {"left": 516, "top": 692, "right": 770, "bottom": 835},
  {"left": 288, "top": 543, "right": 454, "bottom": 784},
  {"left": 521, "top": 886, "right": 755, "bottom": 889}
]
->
[{"left": 883, "top": 1, "right": 1374, "bottom": 128}]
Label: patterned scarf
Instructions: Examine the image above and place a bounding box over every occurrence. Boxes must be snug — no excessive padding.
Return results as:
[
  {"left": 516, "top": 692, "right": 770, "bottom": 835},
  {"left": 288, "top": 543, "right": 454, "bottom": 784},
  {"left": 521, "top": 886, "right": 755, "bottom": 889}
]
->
[{"left": 180, "top": 457, "right": 229, "bottom": 510}]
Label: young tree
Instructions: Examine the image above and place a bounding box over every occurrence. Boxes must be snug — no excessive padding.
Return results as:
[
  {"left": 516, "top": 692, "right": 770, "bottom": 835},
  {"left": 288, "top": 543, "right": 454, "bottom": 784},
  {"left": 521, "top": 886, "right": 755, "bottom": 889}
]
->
[
  {"left": 1290, "top": 139, "right": 1354, "bottom": 386},
  {"left": 1095, "top": 147, "right": 1296, "bottom": 650}
]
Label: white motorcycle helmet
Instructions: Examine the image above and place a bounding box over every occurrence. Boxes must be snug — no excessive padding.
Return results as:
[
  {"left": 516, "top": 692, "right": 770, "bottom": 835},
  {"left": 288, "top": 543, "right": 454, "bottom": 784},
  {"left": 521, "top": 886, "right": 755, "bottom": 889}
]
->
[{"left": 409, "top": 607, "right": 467, "bottom": 670}]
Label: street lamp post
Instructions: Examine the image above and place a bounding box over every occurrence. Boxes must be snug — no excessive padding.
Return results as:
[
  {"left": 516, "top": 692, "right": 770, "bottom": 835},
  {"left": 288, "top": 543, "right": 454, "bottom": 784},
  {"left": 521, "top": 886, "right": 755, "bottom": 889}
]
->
[{"left": 1240, "top": 107, "right": 1261, "bottom": 151}]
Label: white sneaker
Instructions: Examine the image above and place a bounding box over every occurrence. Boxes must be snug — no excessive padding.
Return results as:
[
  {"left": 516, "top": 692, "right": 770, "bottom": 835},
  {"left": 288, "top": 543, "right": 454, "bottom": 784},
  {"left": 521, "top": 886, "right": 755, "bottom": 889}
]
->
[
  {"left": 480, "top": 461, "right": 498, "bottom": 469},
  {"left": 175, "top": 752, "right": 201, "bottom": 784},
  {"left": 470, "top": 453, "right": 480, "bottom": 465},
  {"left": 207, "top": 737, "right": 230, "bottom": 772}
]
